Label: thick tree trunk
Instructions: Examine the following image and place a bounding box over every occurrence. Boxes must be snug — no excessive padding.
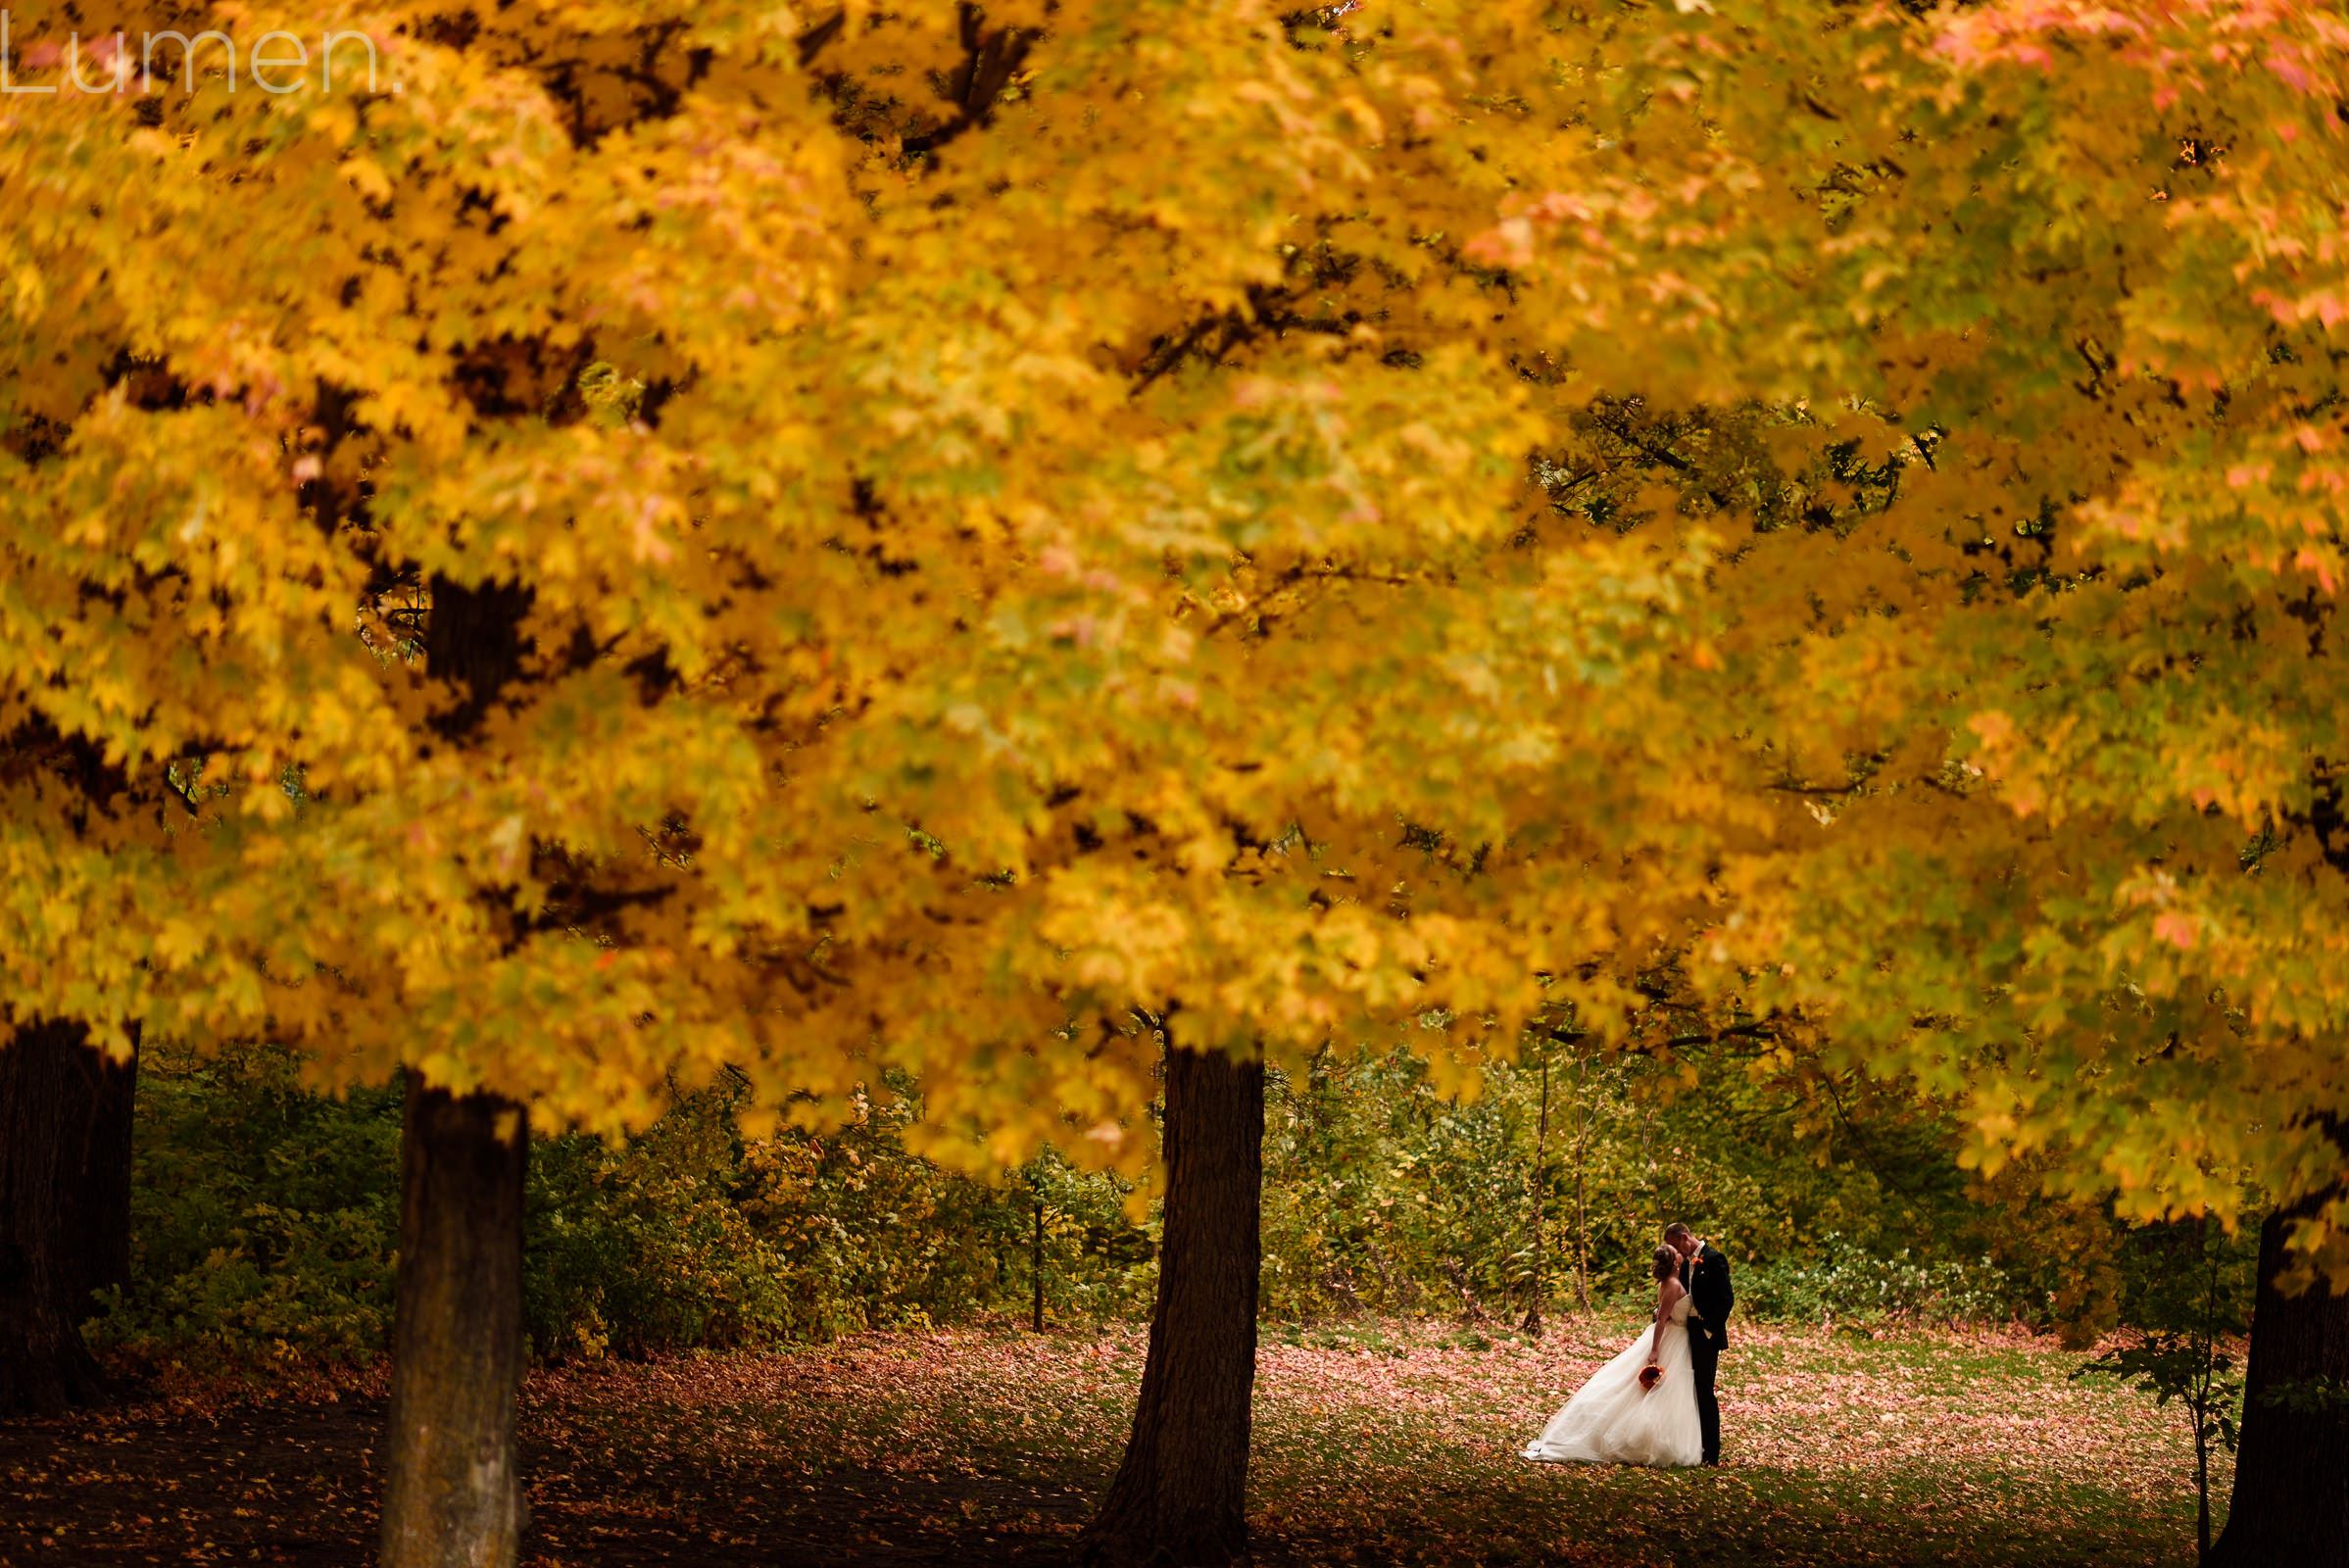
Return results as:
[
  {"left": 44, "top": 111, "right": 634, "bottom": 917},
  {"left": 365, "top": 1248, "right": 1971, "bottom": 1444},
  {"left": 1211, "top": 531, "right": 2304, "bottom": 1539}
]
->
[
  {"left": 0, "top": 1019, "right": 137, "bottom": 1415},
  {"left": 380, "top": 1083, "right": 528, "bottom": 1568},
  {"left": 1083, "top": 1044, "right": 1263, "bottom": 1568},
  {"left": 379, "top": 572, "right": 535, "bottom": 1563},
  {"left": 2208, "top": 1196, "right": 2349, "bottom": 1568}
]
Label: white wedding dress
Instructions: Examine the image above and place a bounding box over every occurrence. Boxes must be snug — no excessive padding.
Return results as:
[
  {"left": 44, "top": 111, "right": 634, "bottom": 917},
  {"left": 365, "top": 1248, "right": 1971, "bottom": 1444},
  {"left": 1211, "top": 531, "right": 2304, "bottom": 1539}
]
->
[{"left": 1521, "top": 1291, "right": 1704, "bottom": 1467}]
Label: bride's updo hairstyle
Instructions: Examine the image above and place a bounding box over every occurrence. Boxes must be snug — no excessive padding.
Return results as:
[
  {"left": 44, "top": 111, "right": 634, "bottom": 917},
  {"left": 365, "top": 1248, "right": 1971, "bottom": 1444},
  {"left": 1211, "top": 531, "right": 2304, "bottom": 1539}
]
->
[{"left": 1652, "top": 1247, "right": 1681, "bottom": 1282}]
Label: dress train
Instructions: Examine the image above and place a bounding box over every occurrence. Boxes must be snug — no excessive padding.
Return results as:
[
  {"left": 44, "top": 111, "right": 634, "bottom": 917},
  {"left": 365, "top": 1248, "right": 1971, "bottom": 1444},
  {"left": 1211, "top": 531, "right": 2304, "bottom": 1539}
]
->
[{"left": 1521, "top": 1293, "right": 1703, "bottom": 1468}]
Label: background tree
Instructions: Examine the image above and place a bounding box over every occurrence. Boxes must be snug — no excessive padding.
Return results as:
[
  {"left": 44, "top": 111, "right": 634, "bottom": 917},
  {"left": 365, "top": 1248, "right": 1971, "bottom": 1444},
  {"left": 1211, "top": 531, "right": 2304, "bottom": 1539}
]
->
[
  {"left": 2074, "top": 1215, "right": 2253, "bottom": 1565},
  {"left": 1471, "top": 3, "right": 2349, "bottom": 1554},
  {"left": 0, "top": 1019, "right": 135, "bottom": 1412},
  {"left": 0, "top": 3, "right": 1730, "bottom": 1563}
]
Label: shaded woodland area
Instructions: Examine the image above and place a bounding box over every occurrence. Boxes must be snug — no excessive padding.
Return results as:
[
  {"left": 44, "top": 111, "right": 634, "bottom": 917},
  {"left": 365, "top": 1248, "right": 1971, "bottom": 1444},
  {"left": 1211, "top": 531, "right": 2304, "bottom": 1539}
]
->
[
  {"left": 0, "top": 1034, "right": 2270, "bottom": 1567},
  {"left": 70, "top": 1039, "right": 2244, "bottom": 1373}
]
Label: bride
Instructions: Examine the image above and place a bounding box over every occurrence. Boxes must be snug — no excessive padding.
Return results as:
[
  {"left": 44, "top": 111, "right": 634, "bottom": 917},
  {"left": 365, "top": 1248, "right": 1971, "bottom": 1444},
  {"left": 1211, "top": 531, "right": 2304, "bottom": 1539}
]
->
[{"left": 1521, "top": 1245, "right": 1704, "bottom": 1468}]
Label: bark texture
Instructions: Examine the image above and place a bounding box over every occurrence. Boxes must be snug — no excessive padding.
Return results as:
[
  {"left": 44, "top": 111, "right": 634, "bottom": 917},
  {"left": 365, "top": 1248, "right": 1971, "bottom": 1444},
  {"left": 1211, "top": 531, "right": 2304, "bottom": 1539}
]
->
[
  {"left": 380, "top": 1084, "right": 528, "bottom": 1568},
  {"left": 1083, "top": 1044, "right": 1263, "bottom": 1568},
  {"left": 2208, "top": 1193, "right": 2349, "bottom": 1568},
  {"left": 0, "top": 1018, "right": 137, "bottom": 1415}
]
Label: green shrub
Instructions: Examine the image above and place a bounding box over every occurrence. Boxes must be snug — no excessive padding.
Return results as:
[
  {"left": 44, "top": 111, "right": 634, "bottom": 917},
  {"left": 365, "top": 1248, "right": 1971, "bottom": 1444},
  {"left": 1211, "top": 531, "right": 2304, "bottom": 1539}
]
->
[
  {"left": 89, "top": 1047, "right": 402, "bottom": 1366},
  {"left": 96, "top": 1034, "right": 2205, "bottom": 1366},
  {"left": 95, "top": 1050, "right": 1151, "bottom": 1366},
  {"left": 1258, "top": 1042, "right": 2013, "bottom": 1326},
  {"left": 517, "top": 1078, "right": 1157, "bottom": 1357},
  {"left": 1737, "top": 1233, "right": 2015, "bottom": 1329}
]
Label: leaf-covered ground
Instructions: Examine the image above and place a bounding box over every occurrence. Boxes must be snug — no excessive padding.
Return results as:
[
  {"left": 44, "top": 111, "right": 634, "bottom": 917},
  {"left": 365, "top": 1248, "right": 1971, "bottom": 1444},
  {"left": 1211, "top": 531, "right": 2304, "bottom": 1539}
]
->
[{"left": 0, "top": 1317, "right": 2220, "bottom": 1566}]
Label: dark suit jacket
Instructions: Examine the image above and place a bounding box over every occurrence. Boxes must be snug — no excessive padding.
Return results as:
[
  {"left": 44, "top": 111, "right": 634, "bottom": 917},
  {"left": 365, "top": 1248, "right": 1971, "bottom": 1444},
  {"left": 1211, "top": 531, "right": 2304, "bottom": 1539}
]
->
[{"left": 1680, "top": 1243, "right": 1734, "bottom": 1349}]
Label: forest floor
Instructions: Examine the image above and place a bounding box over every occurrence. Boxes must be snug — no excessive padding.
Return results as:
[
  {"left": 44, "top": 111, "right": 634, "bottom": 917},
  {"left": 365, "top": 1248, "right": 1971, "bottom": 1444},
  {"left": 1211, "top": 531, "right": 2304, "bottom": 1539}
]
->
[{"left": 0, "top": 1316, "right": 2218, "bottom": 1568}]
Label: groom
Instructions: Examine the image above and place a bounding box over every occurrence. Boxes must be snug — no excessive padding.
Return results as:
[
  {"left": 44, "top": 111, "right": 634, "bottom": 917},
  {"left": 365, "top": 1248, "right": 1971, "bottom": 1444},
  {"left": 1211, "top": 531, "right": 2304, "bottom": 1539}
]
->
[{"left": 1665, "top": 1223, "right": 1733, "bottom": 1465}]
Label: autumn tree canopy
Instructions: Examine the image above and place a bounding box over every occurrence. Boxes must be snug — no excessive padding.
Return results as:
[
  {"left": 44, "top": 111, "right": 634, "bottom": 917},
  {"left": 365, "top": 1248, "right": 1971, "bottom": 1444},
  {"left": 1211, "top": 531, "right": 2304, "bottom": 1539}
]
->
[
  {"left": 1, "top": 0, "right": 1718, "bottom": 1173},
  {"left": 1524, "top": 0, "right": 2349, "bottom": 1281},
  {"left": 2, "top": 0, "right": 2344, "bottom": 1245}
]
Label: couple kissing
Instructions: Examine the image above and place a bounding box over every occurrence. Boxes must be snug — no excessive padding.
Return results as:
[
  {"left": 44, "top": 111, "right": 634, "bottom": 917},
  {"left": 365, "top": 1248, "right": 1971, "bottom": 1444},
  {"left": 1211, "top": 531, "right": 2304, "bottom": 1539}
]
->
[{"left": 1521, "top": 1223, "right": 1732, "bottom": 1469}]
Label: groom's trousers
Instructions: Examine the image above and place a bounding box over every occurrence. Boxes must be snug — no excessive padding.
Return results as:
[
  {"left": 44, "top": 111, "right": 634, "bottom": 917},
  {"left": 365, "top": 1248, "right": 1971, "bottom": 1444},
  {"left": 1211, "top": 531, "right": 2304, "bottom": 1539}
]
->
[{"left": 1688, "top": 1327, "right": 1722, "bottom": 1464}]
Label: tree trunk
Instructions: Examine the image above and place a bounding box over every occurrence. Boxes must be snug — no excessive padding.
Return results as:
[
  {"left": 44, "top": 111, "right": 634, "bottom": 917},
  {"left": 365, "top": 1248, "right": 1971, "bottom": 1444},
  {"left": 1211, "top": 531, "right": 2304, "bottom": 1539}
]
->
[
  {"left": 1573, "top": 1040, "right": 1590, "bottom": 1311},
  {"left": 2208, "top": 1194, "right": 2349, "bottom": 1568},
  {"left": 380, "top": 1083, "right": 528, "bottom": 1568},
  {"left": 1521, "top": 1059, "right": 1548, "bottom": 1338},
  {"left": 1083, "top": 1044, "right": 1263, "bottom": 1568},
  {"left": 0, "top": 1019, "right": 137, "bottom": 1415}
]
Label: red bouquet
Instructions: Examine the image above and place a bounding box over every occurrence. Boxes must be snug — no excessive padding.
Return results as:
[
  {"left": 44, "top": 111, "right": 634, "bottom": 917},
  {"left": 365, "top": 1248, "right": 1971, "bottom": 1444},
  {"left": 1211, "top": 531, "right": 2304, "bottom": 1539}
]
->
[{"left": 1638, "top": 1365, "right": 1663, "bottom": 1393}]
